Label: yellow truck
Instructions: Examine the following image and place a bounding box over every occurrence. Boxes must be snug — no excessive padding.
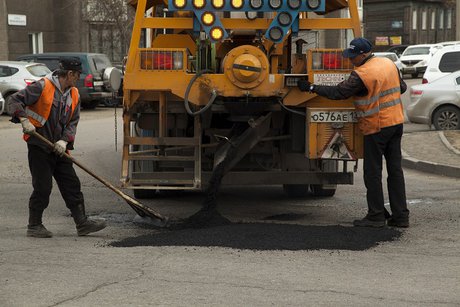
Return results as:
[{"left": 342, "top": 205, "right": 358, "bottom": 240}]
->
[{"left": 123, "top": 0, "right": 363, "bottom": 199}]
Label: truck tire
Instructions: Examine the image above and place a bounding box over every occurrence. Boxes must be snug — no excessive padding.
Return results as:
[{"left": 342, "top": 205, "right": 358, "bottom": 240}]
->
[
  {"left": 283, "top": 184, "right": 309, "bottom": 198},
  {"left": 311, "top": 184, "right": 336, "bottom": 197},
  {"left": 133, "top": 189, "right": 157, "bottom": 199},
  {"left": 433, "top": 106, "right": 460, "bottom": 130}
]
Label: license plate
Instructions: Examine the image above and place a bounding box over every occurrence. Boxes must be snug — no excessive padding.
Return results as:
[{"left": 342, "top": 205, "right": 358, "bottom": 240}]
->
[
  {"left": 313, "top": 73, "right": 350, "bottom": 86},
  {"left": 93, "top": 81, "right": 104, "bottom": 86},
  {"left": 310, "top": 111, "right": 358, "bottom": 123}
]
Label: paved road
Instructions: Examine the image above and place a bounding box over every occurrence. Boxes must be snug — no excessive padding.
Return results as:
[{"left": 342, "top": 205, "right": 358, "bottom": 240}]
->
[{"left": 1, "top": 95, "right": 459, "bottom": 306}]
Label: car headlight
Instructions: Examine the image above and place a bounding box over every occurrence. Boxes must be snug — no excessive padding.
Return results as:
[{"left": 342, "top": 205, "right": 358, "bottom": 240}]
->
[{"left": 418, "top": 60, "right": 427, "bottom": 66}]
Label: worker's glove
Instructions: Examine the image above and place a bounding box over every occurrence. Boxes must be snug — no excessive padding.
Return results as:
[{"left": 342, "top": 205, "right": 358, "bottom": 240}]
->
[
  {"left": 20, "top": 118, "right": 36, "bottom": 134},
  {"left": 53, "top": 140, "right": 68, "bottom": 157},
  {"left": 298, "top": 79, "right": 315, "bottom": 93}
]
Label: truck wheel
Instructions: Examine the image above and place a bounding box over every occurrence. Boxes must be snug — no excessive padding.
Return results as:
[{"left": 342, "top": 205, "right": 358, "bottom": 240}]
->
[
  {"left": 311, "top": 184, "right": 336, "bottom": 197},
  {"left": 433, "top": 106, "right": 460, "bottom": 130},
  {"left": 283, "top": 184, "right": 309, "bottom": 198},
  {"left": 133, "top": 189, "right": 157, "bottom": 199}
]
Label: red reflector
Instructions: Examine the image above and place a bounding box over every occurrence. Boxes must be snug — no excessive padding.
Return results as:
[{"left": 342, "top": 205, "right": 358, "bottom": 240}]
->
[
  {"left": 411, "top": 89, "right": 423, "bottom": 96},
  {"left": 422, "top": 78, "right": 428, "bottom": 84},
  {"left": 84, "top": 74, "right": 93, "bottom": 87},
  {"left": 24, "top": 79, "right": 35, "bottom": 85},
  {"left": 322, "top": 53, "right": 342, "bottom": 69},
  {"left": 152, "top": 53, "right": 173, "bottom": 70}
]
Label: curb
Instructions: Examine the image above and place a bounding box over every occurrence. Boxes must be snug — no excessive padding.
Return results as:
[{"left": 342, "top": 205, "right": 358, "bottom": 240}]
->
[{"left": 401, "top": 132, "right": 460, "bottom": 178}]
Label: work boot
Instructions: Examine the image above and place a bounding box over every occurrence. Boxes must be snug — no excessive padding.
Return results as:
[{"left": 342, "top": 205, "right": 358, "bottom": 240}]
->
[
  {"left": 353, "top": 217, "right": 386, "bottom": 228},
  {"left": 27, "top": 224, "right": 53, "bottom": 238},
  {"left": 71, "top": 204, "right": 107, "bottom": 236},
  {"left": 387, "top": 218, "right": 409, "bottom": 228},
  {"left": 27, "top": 208, "right": 53, "bottom": 238}
]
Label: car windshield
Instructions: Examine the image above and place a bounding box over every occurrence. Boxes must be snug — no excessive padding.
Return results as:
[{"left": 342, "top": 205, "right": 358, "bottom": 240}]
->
[
  {"left": 403, "top": 47, "right": 430, "bottom": 56},
  {"left": 91, "top": 55, "right": 112, "bottom": 72},
  {"left": 27, "top": 64, "right": 51, "bottom": 77}
]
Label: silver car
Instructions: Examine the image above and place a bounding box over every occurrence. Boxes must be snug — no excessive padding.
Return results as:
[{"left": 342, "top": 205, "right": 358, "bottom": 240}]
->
[
  {"left": 0, "top": 61, "right": 51, "bottom": 103},
  {"left": 407, "top": 70, "right": 460, "bottom": 130},
  {"left": 373, "top": 52, "right": 403, "bottom": 72}
]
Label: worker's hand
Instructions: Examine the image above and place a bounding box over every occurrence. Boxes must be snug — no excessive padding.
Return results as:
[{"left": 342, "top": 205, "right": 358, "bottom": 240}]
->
[
  {"left": 53, "top": 140, "right": 68, "bottom": 157},
  {"left": 20, "top": 118, "right": 36, "bottom": 134},
  {"left": 297, "top": 79, "right": 314, "bottom": 92}
]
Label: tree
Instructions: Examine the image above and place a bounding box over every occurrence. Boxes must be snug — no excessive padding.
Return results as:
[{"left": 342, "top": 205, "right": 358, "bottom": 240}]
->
[{"left": 82, "top": 0, "right": 135, "bottom": 63}]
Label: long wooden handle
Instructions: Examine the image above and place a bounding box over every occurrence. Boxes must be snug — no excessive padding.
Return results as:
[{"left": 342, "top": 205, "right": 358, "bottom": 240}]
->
[{"left": 30, "top": 132, "right": 167, "bottom": 221}]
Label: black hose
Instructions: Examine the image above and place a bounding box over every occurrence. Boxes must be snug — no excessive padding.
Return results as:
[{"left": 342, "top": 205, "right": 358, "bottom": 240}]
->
[{"left": 184, "top": 69, "right": 217, "bottom": 116}]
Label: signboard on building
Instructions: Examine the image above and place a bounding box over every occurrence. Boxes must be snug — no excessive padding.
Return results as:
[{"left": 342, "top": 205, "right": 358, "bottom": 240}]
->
[
  {"left": 8, "top": 14, "right": 27, "bottom": 26},
  {"left": 390, "top": 36, "right": 402, "bottom": 46},
  {"left": 375, "top": 36, "right": 389, "bottom": 46}
]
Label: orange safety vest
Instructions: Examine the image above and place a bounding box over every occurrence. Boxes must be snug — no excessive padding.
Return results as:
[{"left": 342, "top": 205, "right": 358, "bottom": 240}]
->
[
  {"left": 23, "top": 78, "right": 79, "bottom": 141},
  {"left": 353, "top": 57, "right": 404, "bottom": 135}
]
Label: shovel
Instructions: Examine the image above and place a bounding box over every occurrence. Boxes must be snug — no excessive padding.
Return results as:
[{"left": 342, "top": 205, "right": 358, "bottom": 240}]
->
[{"left": 31, "top": 131, "right": 168, "bottom": 227}]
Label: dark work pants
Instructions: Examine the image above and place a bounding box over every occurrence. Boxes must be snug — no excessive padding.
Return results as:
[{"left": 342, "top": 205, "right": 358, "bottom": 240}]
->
[
  {"left": 363, "top": 124, "right": 409, "bottom": 222},
  {"left": 27, "top": 144, "right": 84, "bottom": 213}
]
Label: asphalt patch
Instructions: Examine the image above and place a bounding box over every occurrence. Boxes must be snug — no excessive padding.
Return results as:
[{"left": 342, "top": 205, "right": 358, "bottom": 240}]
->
[
  {"left": 263, "top": 213, "right": 309, "bottom": 221},
  {"left": 110, "top": 223, "right": 402, "bottom": 251}
]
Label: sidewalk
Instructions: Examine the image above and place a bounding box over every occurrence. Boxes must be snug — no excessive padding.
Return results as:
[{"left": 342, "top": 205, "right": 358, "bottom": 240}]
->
[{"left": 401, "top": 130, "right": 460, "bottom": 178}]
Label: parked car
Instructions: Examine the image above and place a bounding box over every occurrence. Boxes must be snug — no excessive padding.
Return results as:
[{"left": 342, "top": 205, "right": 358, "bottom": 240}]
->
[
  {"left": 407, "top": 70, "right": 460, "bottom": 130},
  {"left": 439, "top": 41, "right": 460, "bottom": 47},
  {"left": 17, "top": 52, "right": 118, "bottom": 109},
  {"left": 0, "top": 91, "right": 5, "bottom": 115},
  {"left": 0, "top": 61, "right": 51, "bottom": 107},
  {"left": 386, "top": 45, "right": 409, "bottom": 57},
  {"left": 373, "top": 52, "right": 402, "bottom": 72},
  {"left": 399, "top": 44, "right": 443, "bottom": 78},
  {"left": 422, "top": 45, "right": 460, "bottom": 84}
]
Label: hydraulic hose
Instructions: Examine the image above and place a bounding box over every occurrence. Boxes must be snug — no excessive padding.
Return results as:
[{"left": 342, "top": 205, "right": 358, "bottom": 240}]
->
[{"left": 184, "top": 69, "right": 217, "bottom": 116}]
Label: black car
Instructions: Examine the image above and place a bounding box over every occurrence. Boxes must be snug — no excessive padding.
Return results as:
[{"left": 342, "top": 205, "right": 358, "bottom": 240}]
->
[
  {"left": 17, "top": 52, "right": 117, "bottom": 109},
  {"left": 386, "top": 45, "right": 409, "bottom": 57}
]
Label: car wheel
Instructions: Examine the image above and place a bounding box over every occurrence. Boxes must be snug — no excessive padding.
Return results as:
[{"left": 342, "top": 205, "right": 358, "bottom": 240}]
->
[
  {"left": 311, "top": 184, "right": 336, "bottom": 197},
  {"left": 283, "top": 184, "right": 309, "bottom": 198},
  {"left": 81, "top": 100, "right": 100, "bottom": 109},
  {"left": 433, "top": 106, "right": 460, "bottom": 130}
]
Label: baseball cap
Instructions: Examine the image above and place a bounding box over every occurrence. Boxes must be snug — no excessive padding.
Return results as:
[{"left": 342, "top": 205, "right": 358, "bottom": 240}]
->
[
  {"left": 59, "top": 57, "right": 82, "bottom": 72},
  {"left": 342, "top": 37, "right": 373, "bottom": 58}
]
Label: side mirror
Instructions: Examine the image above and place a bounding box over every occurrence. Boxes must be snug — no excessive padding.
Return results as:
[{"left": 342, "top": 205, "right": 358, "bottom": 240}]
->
[{"left": 103, "top": 67, "right": 122, "bottom": 92}]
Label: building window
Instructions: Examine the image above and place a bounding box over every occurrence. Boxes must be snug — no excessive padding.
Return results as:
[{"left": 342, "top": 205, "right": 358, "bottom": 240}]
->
[
  {"left": 28, "top": 33, "right": 43, "bottom": 54},
  {"left": 447, "top": 10, "right": 452, "bottom": 29},
  {"left": 357, "top": 0, "right": 362, "bottom": 9},
  {"left": 412, "top": 9, "right": 417, "bottom": 30},
  {"left": 422, "top": 10, "right": 427, "bottom": 30},
  {"left": 439, "top": 10, "right": 444, "bottom": 29},
  {"left": 431, "top": 11, "right": 436, "bottom": 30}
]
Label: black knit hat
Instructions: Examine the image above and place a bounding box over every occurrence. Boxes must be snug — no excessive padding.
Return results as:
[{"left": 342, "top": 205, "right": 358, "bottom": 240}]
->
[{"left": 59, "top": 57, "right": 82, "bottom": 72}]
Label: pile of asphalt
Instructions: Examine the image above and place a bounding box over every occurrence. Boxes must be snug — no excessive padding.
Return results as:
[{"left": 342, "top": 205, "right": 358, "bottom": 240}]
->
[{"left": 110, "top": 224, "right": 402, "bottom": 251}]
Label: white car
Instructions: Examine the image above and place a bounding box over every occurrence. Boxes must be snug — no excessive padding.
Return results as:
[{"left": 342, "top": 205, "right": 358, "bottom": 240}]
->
[
  {"left": 407, "top": 70, "right": 460, "bottom": 130},
  {"left": 373, "top": 52, "right": 403, "bottom": 72},
  {"left": 399, "top": 44, "right": 443, "bottom": 78},
  {"left": 0, "top": 91, "right": 5, "bottom": 115},
  {"left": 0, "top": 61, "right": 51, "bottom": 104},
  {"left": 422, "top": 44, "right": 460, "bottom": 84}
]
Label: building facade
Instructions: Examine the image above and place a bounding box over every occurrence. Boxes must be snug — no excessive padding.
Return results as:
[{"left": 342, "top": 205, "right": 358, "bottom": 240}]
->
[
  {"left": 364, "top": 0, "right": 457, "bottom": 51},
  {"left": 0, "top": 0, "right": 130, "bottom": 63}
]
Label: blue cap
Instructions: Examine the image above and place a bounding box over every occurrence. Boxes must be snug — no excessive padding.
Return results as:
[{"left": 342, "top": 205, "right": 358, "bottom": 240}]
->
[{"left": 342, "top": 38, "right": 373, "bottom": 58}]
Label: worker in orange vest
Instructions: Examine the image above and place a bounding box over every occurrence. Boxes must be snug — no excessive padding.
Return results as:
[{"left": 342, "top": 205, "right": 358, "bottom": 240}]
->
[
  {"left": 298, "top": 37, "right": 410, "bottom": 228},
  {"left": 8, "top": 57, "right": 107, "bottom": 238}
]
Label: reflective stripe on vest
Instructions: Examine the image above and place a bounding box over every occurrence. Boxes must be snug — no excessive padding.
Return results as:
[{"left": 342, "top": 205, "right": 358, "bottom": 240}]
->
[{"left": 353, "top": 57, "right": 404, "bottom": 135}]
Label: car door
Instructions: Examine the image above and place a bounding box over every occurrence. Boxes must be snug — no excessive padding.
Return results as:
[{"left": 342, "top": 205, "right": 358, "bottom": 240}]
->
[{"left": 0, "top": 65, "right": 13, "bottom": 95}]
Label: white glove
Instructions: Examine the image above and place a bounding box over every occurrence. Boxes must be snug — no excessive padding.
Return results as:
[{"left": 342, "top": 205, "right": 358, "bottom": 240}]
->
[
  {"left": 20, "top": 118, "right": 36, "bottom": 134},
  {"left": 53, "top": 140, "right": 68, "bottom": 157}
]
